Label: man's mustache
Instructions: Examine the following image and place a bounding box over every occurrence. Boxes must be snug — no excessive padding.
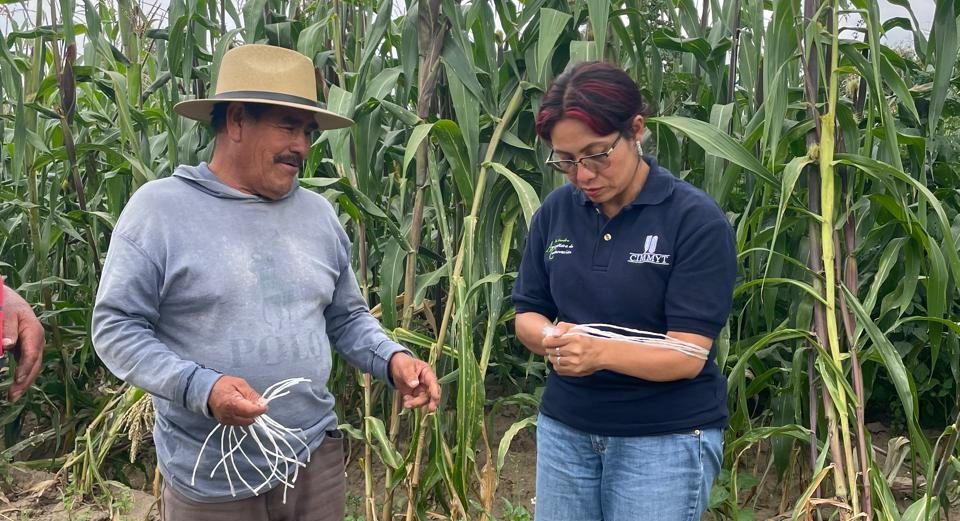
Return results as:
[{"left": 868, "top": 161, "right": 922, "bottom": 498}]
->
[{"left": 274, "top": 154, "right": 303, "bottom": 167}]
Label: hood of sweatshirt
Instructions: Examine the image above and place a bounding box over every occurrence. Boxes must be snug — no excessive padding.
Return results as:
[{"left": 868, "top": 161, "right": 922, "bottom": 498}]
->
[{"left": 171, "top": 162, "right": 299, "bottom": 202}]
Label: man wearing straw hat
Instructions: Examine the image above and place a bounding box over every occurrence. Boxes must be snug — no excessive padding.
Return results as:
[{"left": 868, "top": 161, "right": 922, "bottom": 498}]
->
[{"left": 92, "top": 44, "right": 440, "bottom": 520}]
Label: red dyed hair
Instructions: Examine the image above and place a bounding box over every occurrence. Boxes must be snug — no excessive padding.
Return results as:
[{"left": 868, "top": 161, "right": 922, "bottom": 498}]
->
[{"left": 536, "top": 62, "right": 649, "bottom": 141}]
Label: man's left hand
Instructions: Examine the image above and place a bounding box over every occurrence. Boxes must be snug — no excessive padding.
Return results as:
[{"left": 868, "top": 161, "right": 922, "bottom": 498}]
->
[{"left": 388, "top": 352, "right": 440, "bottom": 412}]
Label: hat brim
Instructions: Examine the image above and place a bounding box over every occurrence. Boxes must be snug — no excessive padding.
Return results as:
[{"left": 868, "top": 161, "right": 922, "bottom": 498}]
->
[{"left": 174, "top": 97, "right": 354, "bottom": 130}]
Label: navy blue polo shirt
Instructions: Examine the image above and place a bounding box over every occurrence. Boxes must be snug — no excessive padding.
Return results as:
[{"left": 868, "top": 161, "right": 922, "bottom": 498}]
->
[{"left": 512, "top": 157, "right": 736, "bottom": 436}]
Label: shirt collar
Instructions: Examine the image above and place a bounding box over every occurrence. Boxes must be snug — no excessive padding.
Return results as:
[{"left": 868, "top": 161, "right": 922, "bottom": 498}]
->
[{"left": 572, "top": 156, "right": 675, "bottom": 209}]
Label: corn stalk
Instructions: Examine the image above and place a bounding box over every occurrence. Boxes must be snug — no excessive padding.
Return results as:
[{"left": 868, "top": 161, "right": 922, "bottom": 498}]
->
[
  {"left": 404, "top": 84, "right": 526, "bottom": 521},
  {"left": 3, "top": 1, "right": 960, "bottom": 519}
]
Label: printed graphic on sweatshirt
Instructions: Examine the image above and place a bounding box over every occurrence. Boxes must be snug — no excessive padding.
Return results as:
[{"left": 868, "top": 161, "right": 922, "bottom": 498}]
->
[
  {"left": 250, "top": 250, "right": 297, "bottom": 328},
  {"left": 230, "top": 328, "right": 328, "bottom": 367}
]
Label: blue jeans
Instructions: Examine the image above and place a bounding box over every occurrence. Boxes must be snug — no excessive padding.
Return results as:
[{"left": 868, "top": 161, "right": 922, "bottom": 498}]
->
[{"left": 534, "top": 413, "right": 723, "bottom": 521}]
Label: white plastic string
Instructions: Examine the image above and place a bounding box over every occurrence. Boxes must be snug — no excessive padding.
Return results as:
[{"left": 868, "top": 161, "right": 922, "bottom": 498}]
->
[
  {"left": 191, "top": 377, "right": 312, "bottom": 502},
  {"left": 226, "top": 429, "right": 259, "bottom": 495},
  {"left": 544, "top": 323, "right": 709, "bottom": 360},
  {"left": 211, "top": 429, "right": 248, "bottom": 476},
  {"left": 219, "top": 425, "right": 235, "bottom": 496}
]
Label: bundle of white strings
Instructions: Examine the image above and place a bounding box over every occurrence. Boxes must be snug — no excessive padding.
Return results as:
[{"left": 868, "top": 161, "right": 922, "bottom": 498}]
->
[
  {"left": 191, "top": 377, "right": 312, "bottom": 503},
  {"left": 544, "top": 323, "right": 708, "bottom": 360}
]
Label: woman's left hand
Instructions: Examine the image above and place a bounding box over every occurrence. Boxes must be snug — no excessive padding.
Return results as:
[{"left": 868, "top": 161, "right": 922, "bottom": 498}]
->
[{"left": 542, "top": 322, "right": 604, "bottom": 377}]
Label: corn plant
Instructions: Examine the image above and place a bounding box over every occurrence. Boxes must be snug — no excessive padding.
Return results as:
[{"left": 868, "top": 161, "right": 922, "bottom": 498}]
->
[{"left": 2, "top": 0, "right": 960, "bottom": 519}]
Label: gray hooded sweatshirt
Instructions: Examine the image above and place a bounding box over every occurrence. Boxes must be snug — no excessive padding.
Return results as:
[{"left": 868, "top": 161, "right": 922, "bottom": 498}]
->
[{"left": 92, "top": 163, "right": 407, "bottom": 502}]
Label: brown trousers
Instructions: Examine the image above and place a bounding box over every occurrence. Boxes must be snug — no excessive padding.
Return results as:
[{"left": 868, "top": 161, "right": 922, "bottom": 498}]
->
[{"left": 161, "top": 432, "right": 345, "bottom": 521}]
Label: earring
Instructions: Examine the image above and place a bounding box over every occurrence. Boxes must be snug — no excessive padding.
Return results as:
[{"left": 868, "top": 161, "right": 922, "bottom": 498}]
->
[{"left": 636, "top": 140, "right": 644, "bottom": 156}]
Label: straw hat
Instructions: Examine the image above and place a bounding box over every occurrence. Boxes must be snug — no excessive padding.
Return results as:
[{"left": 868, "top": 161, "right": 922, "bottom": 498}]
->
[{"left": 174, "top": 44, "right": 353, "bottom": 130}]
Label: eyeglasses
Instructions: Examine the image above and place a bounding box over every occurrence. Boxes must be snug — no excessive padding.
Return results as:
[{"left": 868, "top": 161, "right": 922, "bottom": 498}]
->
[{"left": 545, "top": 135, "right": 623, "bottom": 174}]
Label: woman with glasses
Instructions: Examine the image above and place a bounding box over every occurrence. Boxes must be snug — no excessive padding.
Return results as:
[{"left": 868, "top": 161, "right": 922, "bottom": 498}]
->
[{"left": 512, "top": 61, "right": 737, "bottom": 521}]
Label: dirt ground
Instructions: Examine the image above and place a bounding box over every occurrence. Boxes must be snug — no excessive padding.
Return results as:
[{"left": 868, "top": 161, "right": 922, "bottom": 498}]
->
[
  {"left": 0, "top": 442, "right": 535, "bottom": 521},
  {"left": 0, "top": 465, "right": 158, "bottom": 521},
  {"left": 0, "top": 417, "right": 955, "bottom": 521},
  {"left": 0, "top": 407, "right": 538, "bottom": 521}
]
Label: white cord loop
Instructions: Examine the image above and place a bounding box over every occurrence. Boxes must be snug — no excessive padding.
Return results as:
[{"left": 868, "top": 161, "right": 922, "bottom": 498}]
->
[
  {"left": 192, "top": 377, "right": 312, "bottom": 503},
  {"left": 544, "top": 323, "right": 709, "bottom": 360}
]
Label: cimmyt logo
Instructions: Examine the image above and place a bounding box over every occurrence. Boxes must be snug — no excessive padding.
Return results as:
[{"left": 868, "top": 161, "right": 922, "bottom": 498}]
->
[{"left": 627, "top": 235, "right": 671, "bottom": 265}]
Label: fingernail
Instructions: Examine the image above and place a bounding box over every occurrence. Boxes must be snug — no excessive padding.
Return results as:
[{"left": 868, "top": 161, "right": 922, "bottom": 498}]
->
[{"left": 407, "top": 380, "right": 419, "bottom": 387}]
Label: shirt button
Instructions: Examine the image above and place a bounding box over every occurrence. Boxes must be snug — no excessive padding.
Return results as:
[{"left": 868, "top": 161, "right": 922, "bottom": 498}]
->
[{"left": 603, "top": 233, "right": 612, "bottom": 241}]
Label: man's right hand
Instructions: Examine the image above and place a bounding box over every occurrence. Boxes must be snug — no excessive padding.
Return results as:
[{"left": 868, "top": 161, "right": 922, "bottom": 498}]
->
[{"left": 207, "top": 375, "right": 268, "bottom": 426}]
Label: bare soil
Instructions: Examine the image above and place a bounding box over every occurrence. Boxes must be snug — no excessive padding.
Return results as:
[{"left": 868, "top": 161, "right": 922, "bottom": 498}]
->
[
  {"left": 0, "top": 407, "right": 538, "bottom": 521},
  {"left": 1, "top": 417, "right": 955, "bottom": 521},
  {"left": 0, "top": 466, "right": 158, "bottom": 521}
]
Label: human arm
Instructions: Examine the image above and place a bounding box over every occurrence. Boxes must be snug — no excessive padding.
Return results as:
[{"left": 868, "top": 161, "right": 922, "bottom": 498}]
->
[
  {"left": 543, "top": 211, "right": 736, "bottom": 381},
  {"left": 323, "top": 230, "right": 439, "bottom": 411},
  {"left": 512, "top": 209, "right": 559, "bottom": 357},
  {"left": 92, "top": 233, "right": 265, "bottom": 424},
  {"left": 542, "top": 324, "right": 710, "bottom": 380},
  {"left": 325, "top": 262, "right": 440, "bottom": 412},
  {"left": 514, "top": 311, "right": 556, "bottom": 357}
]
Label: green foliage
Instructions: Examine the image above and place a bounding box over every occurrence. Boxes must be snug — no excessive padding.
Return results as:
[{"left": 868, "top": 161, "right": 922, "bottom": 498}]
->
[
  {"left": 495, "top": 498, "right": 533, "bottom": 521},
  {"left": 2, "top": 0, "right": 960, "bottom": 519}
]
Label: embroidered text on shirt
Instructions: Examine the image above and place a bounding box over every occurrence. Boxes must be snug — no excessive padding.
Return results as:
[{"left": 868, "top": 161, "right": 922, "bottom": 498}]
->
[
  {"left": 627, "top": 235, "right": 671, "bottom": 266},
  {"left": 546, "top": 237, "right": 574, "bottom": 260}
]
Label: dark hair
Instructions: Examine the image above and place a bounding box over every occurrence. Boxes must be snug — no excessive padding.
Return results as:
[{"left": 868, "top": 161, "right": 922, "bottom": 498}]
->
[
  {"left": 535, "top": 62, "right": 650, "bottom": 141},
  {"left": 211, "top": 101, "right": 270, "bottom": 133}
]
